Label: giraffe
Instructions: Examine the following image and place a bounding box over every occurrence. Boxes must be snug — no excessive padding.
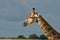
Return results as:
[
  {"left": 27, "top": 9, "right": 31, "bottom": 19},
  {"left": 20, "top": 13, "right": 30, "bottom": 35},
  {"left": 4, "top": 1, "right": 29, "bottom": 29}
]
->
[{"left": 23, "top": 8, "right": 60, "bottom": 40}]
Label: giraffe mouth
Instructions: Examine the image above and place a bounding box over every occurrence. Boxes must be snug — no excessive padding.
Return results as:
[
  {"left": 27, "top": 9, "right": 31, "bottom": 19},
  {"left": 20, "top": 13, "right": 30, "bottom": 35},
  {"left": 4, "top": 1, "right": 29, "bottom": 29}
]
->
[{"left": 23, "top": 22, "right": 27, "bottom": 26}]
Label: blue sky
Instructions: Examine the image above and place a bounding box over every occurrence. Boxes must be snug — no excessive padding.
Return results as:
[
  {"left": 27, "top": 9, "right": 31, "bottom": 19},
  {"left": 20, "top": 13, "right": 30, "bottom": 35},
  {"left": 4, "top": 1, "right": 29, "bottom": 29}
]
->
[{"left": 0, "top": 0, "right": 60, "bottom": 38}]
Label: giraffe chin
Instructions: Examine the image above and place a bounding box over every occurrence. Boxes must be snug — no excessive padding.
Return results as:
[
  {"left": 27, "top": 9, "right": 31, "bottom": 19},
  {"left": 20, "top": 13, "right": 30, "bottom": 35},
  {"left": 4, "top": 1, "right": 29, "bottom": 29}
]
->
[{"left": 24, "top": 24, "right": 27, "bottom": 26}]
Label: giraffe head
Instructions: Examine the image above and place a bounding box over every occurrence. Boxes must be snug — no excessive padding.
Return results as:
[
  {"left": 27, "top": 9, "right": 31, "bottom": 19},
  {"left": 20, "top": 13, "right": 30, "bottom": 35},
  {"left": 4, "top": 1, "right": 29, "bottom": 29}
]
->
[{"left": 23, "top": 8, "right": 41, "bottom": 26}]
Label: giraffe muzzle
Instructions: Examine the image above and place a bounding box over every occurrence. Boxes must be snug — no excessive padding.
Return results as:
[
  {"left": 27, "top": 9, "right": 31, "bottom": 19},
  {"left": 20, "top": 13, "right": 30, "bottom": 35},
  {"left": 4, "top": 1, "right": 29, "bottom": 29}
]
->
[{"left": 23, "top": 22, "right": 27, "bottom": 26}]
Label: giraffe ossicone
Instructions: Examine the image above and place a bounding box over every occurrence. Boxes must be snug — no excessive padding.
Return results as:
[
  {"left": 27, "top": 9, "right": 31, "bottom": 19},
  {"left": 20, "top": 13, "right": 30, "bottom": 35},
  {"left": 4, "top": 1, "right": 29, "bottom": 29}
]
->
[{"left": 23, "top": 8, "right": 60, "bottom": 40}]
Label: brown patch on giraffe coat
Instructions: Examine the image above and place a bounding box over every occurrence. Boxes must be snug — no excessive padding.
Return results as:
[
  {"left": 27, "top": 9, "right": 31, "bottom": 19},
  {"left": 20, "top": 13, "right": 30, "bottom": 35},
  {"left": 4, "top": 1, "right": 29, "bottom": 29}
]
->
[{"left": 38, "top": 15, "right": 60, "bottom": 39}]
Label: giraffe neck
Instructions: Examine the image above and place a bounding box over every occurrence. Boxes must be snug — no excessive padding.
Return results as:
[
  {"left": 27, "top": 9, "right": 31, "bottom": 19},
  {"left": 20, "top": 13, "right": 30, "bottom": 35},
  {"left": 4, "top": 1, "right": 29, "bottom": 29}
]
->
[{"left": 37, "top": 15, "right": 60, "bottom": 39}]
